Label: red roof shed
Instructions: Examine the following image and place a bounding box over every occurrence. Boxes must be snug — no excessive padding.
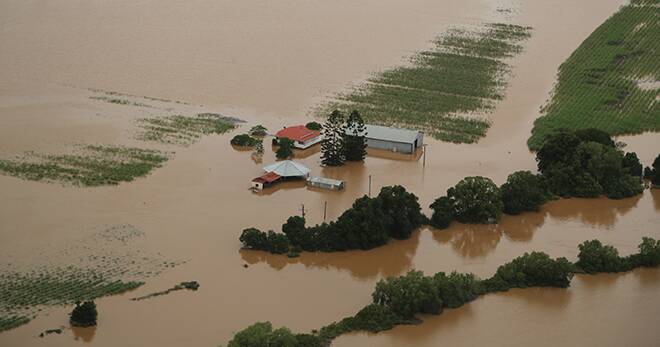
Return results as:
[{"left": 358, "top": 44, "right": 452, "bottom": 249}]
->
[{"left": 275, "top": 125, "right": 320, "bottom": 143}]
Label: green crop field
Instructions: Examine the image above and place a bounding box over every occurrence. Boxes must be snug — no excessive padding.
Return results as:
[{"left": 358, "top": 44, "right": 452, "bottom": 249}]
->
[
  {"left": 318, "top": 23, "right": 532, "bottom": 143},
  {"left": 0, "top": 145, "right": 168, "bottom": 186},
  {"left": 138, "top": 113, "right": 237, "bottom": 146},
  {"left": 528, "top": 0, "right": 660, "bottom": 150}
]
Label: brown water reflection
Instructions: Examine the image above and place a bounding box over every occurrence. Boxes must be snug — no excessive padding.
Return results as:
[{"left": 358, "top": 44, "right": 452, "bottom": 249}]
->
[{"left": 71, "top": 326, "right": 96, "bottom": 343}]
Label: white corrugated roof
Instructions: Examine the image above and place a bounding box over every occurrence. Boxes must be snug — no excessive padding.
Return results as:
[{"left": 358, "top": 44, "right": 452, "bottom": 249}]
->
[
  {"left": 263, "top": 160, "right": 311, "bottom": 177},
  {"left": 347, "top": 124, "right": 420, "bottom": 144}
]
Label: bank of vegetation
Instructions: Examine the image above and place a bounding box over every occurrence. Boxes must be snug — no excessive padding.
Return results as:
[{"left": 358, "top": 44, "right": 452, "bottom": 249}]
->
[
  {"left": 0, "top": 145, "right": 168, "bottom": 186},
  {"left": 528, "top": 0, "right": 660, "bottom": 150},
  {"left": 319, "top": 23, "right": 531, "bottom": 143},
  {"left": 240, "top": 129, "right": 656, "bottom": 254},
  {"left": 225, "top": 237, "right": 660, "bottom": 346}
]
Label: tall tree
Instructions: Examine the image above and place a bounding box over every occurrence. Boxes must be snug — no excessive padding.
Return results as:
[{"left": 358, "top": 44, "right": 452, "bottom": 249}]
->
[
  {"left": 344, "top": 110, "right": 368, "bottom": 161},
  {"left": 321, "top": 110, "right": 345, "bottom": 166}
]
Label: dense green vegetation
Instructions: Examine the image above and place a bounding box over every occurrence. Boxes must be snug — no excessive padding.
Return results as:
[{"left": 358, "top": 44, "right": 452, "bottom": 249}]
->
[
  {"left": 344, "top": 111, "right": 368, "bottom": 162},
  {"left": 139, "top": 113, "right": 236, "bottom": 145},
  {"left": 644, "top": 154, "right": 660, "bottom": 186},
  {"left": 227, "top": 237, "right": 660, "bottom": 346},
  {"left": 0, "top": 145, "right": 168, "bottom": 186},
  {"left": 320, "top": 23, "right": 531, "bottom": 143},
  {"left": 536, "top": 129, "right": 643, "bottom": 199},
  {"left": 240, "top": 186, "right": 425, "bottom": 253},
  {"left": 321, "top": 110, "right": 346, "bottom": 166},
  {"left": 231, "top": 134, "right": 261, "bottom": 147},
  {"left": 69, "top": 301, "right": 98, "bottom": 327},
  {"left": 305, "top": 121, "right": 323, "bottom": 131},
  {"left": 0, "top": 316, "right": 31, "bottom": 333},
  {"left": 275, "top": 138, "right": 294, "bottom": 160},
  {"left": 249, "top": 125, "right": 268, "bottom": 137},
  {"left": 447, "top": 176, "right": 504, "bottom": 223},
  {"left": 500, "top": 171, "right": 550, "bottom": 215},
  {"left": 528, "top": 0, "right": 660, "bottom": 149}
]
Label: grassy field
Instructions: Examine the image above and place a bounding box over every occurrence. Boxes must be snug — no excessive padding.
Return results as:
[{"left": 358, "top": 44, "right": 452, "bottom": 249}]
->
[
  {"left": 138, "top": 113, "right": 238, "bottom": 146},
  {"left": 319, "top": 23, "right": 532, "bottom": 143},
  {"left": 528, "top": 0, "right": 660, "bottom": 150},
  {"left": 0, "top": 145, "right": 168, "bottom": 186}
]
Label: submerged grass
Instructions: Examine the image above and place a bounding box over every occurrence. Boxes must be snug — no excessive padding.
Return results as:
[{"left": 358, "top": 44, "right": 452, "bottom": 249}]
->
[
  {"left": 319, "top": 23, "right": 532, "bottom": 143},
  {"left": 138, "top": 113, "right": 237, "bottom": 145},
  {"left": 0, "top": 316, "right": 31, "bottom": 333},
  {"left": 0, "top": 145, "right": 168, "bottom": 186},
  {"left": 528, "top": 0, "right": 660, "bottom": 150}
]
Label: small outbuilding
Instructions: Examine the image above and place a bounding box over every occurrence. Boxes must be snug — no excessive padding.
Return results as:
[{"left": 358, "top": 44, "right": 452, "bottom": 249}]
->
[
  {"left": 251, "top": 172, "right": 281, "bottom": 191},
  {"left": 348, "top": 124, "right": 423, "bottom": 154},
  {"left": 307, "top": 176, "right": 345, "bottom": 191},
  {"left": 275, "top": 125, "right": 322, "bottom": 149}
]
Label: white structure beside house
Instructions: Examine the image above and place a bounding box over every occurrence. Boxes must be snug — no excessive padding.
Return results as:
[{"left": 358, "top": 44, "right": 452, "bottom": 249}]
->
[
  {"left": 307, "top": 176, "right": 345, "bottom": 190},
  {"left": 348, "top": 124, "right": 423, "bottom": 154}
]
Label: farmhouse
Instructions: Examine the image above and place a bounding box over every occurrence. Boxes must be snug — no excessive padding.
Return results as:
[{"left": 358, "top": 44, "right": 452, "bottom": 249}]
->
[
  {"left": 348, "top": 124, "right": 423, "bottom": 154},
  {"left": 275, "top": 125, "right": 322, "bottom": 149},
  {"left": 252, "top": 160, "right": 311, "bottom": 191}
]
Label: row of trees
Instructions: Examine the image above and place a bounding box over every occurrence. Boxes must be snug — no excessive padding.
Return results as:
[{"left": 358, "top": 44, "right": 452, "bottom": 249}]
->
[
  {"left": 321, "top": 110, "right": 368, "bottom": 166},
  {"left": 430, "top": 129, "right": 657, "bottom": 230},
  {"left": 240, "top": 185, "right": 426, "bottom": 254},
  {"left": 227, "top": 237, "right": 660, "bottom": 346}
]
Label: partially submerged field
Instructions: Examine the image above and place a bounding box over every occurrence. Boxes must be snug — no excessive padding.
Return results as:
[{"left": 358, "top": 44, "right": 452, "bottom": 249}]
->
[
  {"left": 321, "top": 23, "right": 531, "bottom": 143},
  {"left": 528, "top": 0, "right": 660, "bottom": 149}
]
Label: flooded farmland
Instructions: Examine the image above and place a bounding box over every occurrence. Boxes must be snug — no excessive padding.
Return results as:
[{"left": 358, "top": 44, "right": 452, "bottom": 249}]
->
[{"left": 1, "top": 0, "right": 659, "bottom": 346}]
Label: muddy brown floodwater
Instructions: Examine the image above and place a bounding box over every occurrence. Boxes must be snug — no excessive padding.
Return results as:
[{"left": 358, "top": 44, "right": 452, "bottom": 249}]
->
[{"left": 1, "top": 0, "right": 659, "bottom": 347}]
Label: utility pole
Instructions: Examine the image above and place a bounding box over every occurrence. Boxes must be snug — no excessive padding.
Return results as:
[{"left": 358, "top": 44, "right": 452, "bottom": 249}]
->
[
  {"left": 368, "top": 174, "right": 372, "bottom": 197},
  {"left": 423, "top": 144, "right": 427, "bottom": 168},
  {"left": 323, "top": 201, "right": 327, "bottom": 222},
  {"left": 300, "top": 204, "right": 306, "bottom": 219}
]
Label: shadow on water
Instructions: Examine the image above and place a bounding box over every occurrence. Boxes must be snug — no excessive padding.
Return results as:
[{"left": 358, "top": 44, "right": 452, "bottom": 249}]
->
[
  {"left": 240, "top": 230, "right": 420, "bottom": 279},
  {"left": 71, "top": 326, "right": 96, "bottom": 343}
]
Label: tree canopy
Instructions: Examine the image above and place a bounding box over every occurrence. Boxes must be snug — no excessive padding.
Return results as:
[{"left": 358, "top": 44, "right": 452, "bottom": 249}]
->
[
  {"left": 447, "top": 176, "right": 503, "bottom": 223},
  {"left": 500, "top": 171, "right": 549, "bottom": 215}
]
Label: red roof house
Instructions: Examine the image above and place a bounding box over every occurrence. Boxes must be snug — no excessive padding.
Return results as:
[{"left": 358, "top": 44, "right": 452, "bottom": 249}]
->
[
  {"left": 251, "top": 172, "right": 281, "bottom": 190},
  {"left": 275, "top": 125, "right": 322, "bottom": 149}
]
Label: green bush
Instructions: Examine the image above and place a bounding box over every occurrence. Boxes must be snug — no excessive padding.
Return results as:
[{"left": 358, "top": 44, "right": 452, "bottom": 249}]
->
[
  {"left": 266, "top": 231, "right": 290, "bottom": 254},
  {"left": 429, "top": 196, "right": 454, "bottom": 229},
  {"left": 227, "top": 322, "right": 319, "bottom": 347},
  {"left": 372, "top": 270, "right": 442, "bottom": 317},
  {"left": 433, "top": 272, "right": 484, "bottom": 308},
  {"left": 577, "top": 240, "right": 628, "bottom": 273},
  {"left": 249, "top": 125, "right": 268, "bottom": 137},
  {"left": 276, "top": 138, "right": 294, "bottom": 160},
  {"left": 636, "top": 237, "right": 660, "bottom": 267},
  {"left": 70, "top": 301, "right": 98, "bottom": 327},
  {"left": 622, "top": 152, "right": 643, "bottom": 177},
  {"left": 231, "top": 134, "right": 260, "bottom": 147},
  {"left": 500, "top": 171, "right": 549, "bottom": 215},
  {"left": 239, "top": 228, "right": 269, "bottom": 251},
  {"left": 305, "top": 122, "right": 322, "bottom": 131},
  {"left": 447, "top": 176, "right": 503, "bottom": 223},
  {"left": 486, "top": 252, "right": 574, "bottom": 290}
]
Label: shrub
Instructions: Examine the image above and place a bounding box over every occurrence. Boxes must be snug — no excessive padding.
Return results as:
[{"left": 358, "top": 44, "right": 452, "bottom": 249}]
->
[
  {"left": 276, "top": 138, "right": 294, "bottom": 160},
  {"left": 447, "top": 176, "right": 503, "bottom": 223},
  {"left": 348, "top": 304, "right": 406, "bottom": 332},
  {"left": 486, "top": 252, "right": 574, "bottom": 290},
  {"left": 636, "top": 237, "right": 660, "bottom": 267},
  {"left": 574, "top": 128, "right": 615, "bottom": 148},
  {"left": 576, "top": 240, "right": 627, "bottom": 273},
  {"left": 239, "top": 228, "right": 270, "bottom": 251},
  {"left": 266, "top": 231, "right": 290, "bottom": 254},
  {"left": 376, "top": 185, "right": 426, "bottom": 239},
  {"left": 500, "top": 171, "right": 549, "bottom": 215},
  {"left": 69, "top": 301, "right": 97, "bottom": 327},
  {"left": 230, "top": 134, "right": 260, "bottom": 147},
  {"left": 433, "top": 272, "right": 484, "bottom": 308},
  {"left": 372, "top": 270, "right": 442, "bottom": 317},
  {"left": 429, "top": 196, "right": 454, "bottom": 229},
  {"left": 227, "top": 322, "right": 317, "bottom": 347},
  {"left": 249, "top": 125, "right": 268, "bottom": 137},
  {"left": 647, "top": 154, "right": 660, "bottom": 186}
]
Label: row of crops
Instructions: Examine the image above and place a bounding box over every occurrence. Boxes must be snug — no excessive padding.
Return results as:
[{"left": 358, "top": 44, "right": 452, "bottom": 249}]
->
[
  {"left": 319, "top": 23, "right": 532, "bottom": 143},
  {"left": 528, "top": 0, "right": 660, "bottom": 150},
  {"left": 0, "top": 225, "right": 181, "bottom": 332}
]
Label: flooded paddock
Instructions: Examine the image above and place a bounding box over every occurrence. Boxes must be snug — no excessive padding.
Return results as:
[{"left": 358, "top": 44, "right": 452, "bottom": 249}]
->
[{"left": 1, "top": 0, "right": 658, "bottom": 346}]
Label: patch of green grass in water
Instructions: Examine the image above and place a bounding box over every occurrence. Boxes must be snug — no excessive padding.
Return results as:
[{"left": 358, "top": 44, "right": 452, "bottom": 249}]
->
[
  {"left": 528, "top": 0, "right": 660, "bottom": 150},
  {"left": 0, "top": 145, "right": 168, "bottom": 186},
  {"left": 0, "top": 316, "right": 31, "bottom": 333},
  {"left": 318, "top": 23, "right": 532, "bottom": 143},
  {"left": 138, "top": 113, "right": 236, "bottom": 145}
]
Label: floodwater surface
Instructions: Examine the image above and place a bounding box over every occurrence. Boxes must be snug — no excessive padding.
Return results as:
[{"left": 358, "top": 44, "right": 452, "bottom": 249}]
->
[{"left": 1, "top": 0, "right": 659, "bottom": 347}]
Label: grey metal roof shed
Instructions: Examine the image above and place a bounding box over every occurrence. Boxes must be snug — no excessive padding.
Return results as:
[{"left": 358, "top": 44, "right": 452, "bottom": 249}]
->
[{"left": 347, "top": 124, "right": 423, "bottom": 154}]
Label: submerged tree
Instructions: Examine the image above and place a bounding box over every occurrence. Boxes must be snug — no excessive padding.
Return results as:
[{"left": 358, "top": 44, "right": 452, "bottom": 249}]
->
[
  {"left": 69, "top": 301, "right": 98, "bottom": 327},
  {"left": 321, "top": 110, "right": 346, "bottom": 166},
  {"left": 344, "top": 110, "right": 368, "bottom": 162},
  {"left": 276, "top": 138, "right": 294, "bottom": 160}
]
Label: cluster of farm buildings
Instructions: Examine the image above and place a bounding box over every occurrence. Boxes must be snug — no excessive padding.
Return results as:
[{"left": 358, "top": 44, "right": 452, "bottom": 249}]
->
[{"left": 251, "top": 123, "right": 424, "bottom": 192}]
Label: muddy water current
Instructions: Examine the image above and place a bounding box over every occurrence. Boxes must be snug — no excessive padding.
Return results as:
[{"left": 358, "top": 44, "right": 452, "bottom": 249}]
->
[{"left": 1, "top": 0, "right": 659, "bottom": 346}]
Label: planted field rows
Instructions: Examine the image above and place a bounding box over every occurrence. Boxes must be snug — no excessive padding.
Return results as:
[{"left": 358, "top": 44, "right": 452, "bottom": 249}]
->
[
  {"left": 528, "top": 0, "right": 660, "bottom": 150},
  {"left": 319, "top": 23, "right": 532, "bottom": 143},
  {"left": 0, "top": 225, "right": 182, "bottom": 332}
]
